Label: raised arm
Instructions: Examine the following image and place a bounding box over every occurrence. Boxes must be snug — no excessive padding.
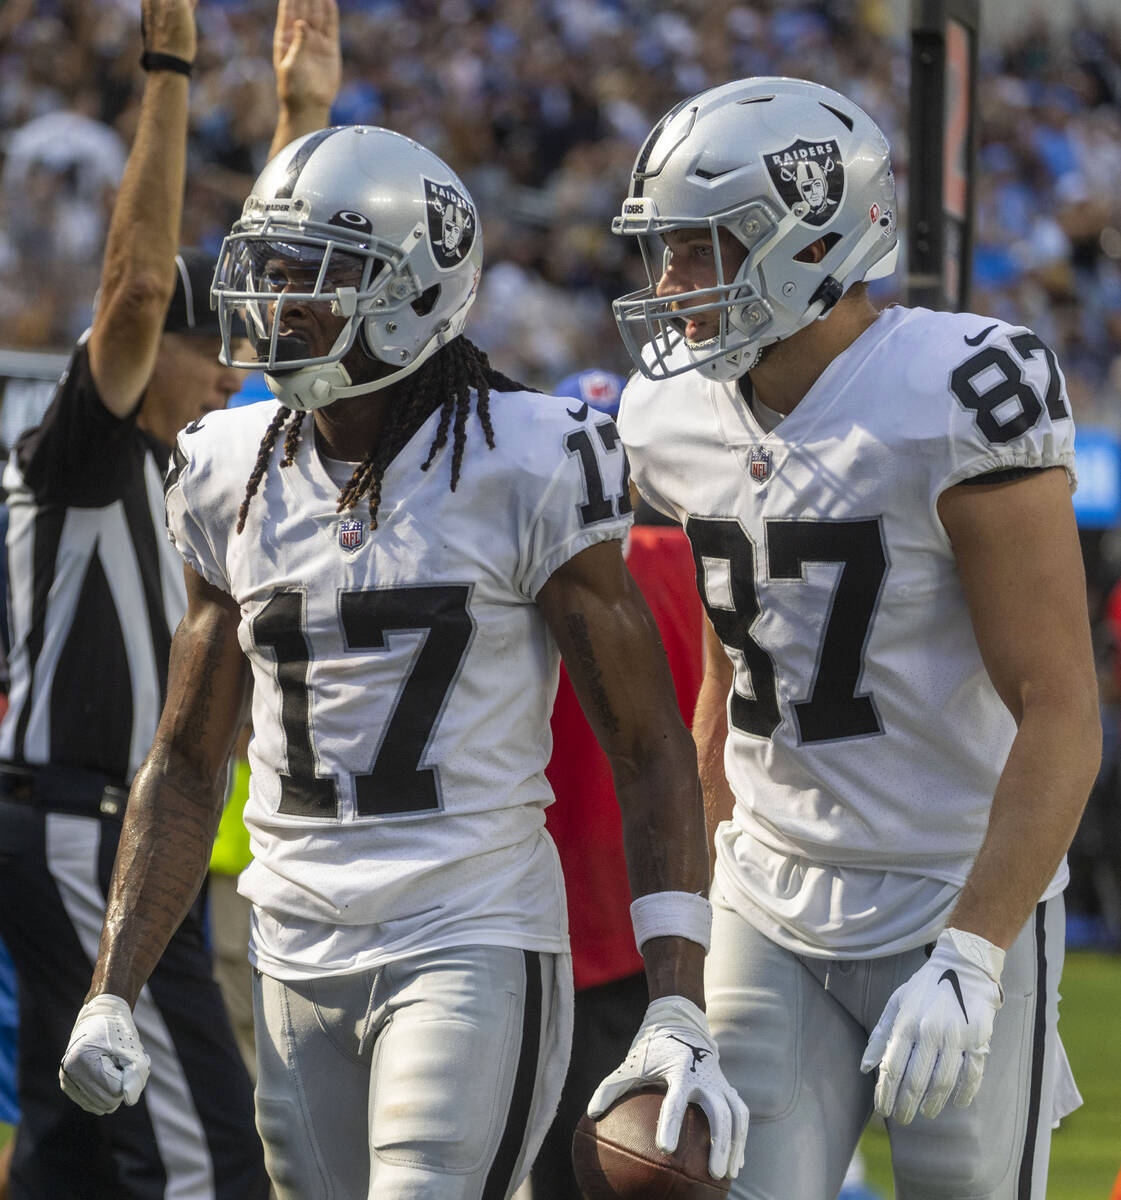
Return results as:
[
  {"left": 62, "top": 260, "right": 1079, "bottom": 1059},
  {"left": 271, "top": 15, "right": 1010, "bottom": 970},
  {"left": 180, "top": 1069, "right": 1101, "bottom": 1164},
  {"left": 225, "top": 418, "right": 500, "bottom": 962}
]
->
[
  {"left": 87, "top": 0, "right": 196, "bottom": 416},
  {"left": 89, "top": 564, "right": 251, "bottom": 1007},
  {"left": 537, "top": 538, "right": 748, "bottom": 1181},
  {"left": 268, "top": 0, "right": 341, "bottom": 161}
]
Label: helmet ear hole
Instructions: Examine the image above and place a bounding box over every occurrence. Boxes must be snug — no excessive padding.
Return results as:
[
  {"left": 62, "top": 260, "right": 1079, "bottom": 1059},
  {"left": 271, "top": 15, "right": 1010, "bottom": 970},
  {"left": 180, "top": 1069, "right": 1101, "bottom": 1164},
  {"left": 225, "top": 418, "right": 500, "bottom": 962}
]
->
[
  {"left": 794, "top": 232, "right": 841, "bottom": 264},
  {"left": 412, "top": 284, "right": 441, "bottom": 317}
]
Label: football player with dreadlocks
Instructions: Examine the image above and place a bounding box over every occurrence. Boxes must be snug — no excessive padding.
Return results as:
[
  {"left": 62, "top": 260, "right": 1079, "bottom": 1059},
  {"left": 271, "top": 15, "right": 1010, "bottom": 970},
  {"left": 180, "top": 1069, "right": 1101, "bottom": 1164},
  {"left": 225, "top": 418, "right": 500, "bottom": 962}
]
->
[
  {"left": 60, "top": 124, "right": 749, "bottom": 1199},
  {"left": 609, "top": 78, "right": 1098, "bottom": 1200}
]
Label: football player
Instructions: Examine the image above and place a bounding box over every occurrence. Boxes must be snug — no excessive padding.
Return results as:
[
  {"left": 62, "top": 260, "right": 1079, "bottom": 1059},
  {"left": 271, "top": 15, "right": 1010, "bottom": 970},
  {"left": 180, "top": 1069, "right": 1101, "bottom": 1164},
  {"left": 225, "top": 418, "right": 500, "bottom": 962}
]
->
[
  {"left": 610, "top": 77, "right": 1099, "bottom": 1200},
  {"left": 59, "top": 126, "right": 748, "bottom": 1199}
]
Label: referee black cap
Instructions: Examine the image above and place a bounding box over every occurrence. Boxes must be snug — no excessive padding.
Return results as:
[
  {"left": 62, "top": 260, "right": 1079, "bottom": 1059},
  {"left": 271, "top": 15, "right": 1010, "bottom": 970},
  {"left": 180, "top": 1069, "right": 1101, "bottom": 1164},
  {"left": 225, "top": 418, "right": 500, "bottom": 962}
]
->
[{"left": 164, "top": 248, "right": 220, "bottom": 335}]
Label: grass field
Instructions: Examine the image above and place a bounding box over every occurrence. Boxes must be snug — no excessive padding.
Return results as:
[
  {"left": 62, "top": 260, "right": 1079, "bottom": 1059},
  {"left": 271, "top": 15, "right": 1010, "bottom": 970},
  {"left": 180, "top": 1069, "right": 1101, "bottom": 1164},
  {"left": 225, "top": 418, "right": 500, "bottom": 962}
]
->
[{"left": 860, "top": 950, "right": 1121, "bottom": 1199}]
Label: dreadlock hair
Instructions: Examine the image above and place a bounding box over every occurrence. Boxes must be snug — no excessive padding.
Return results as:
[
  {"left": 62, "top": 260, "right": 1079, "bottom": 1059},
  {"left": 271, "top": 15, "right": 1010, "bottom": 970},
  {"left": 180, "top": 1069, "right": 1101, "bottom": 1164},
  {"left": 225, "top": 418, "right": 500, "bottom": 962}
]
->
[{"left": 236, "top": 336, "right": 533, "bottom": 535}]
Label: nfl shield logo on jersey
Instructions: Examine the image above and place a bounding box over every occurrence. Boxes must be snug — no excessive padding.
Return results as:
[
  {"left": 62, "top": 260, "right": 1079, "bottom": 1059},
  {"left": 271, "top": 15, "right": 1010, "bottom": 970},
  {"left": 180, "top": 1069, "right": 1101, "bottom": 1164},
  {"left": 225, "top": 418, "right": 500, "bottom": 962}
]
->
[
  {"left": 338, "top": 518, "right": 364, "bottom": 552},
  {"left": 748, "top": 446, "right": 773, "bottom": 483}
]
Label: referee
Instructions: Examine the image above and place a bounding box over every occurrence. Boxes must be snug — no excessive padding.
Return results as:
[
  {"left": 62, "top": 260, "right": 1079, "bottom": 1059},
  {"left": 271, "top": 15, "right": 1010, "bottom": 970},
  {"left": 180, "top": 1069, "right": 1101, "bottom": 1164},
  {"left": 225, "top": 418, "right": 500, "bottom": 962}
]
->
[{"left": 0, "top": 0, "right": 340, "bottom": 1194}]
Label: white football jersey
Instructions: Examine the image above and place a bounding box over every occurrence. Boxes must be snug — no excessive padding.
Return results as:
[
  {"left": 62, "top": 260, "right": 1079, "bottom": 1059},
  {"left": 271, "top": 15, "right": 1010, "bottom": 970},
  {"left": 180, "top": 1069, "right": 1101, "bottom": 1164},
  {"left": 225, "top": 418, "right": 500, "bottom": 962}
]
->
[
  {"left": 619, "top": 305, "right": 1077, "bottom": 956},
  {"left": 165, "top": 389, "right": 633, "bottom": 978}
]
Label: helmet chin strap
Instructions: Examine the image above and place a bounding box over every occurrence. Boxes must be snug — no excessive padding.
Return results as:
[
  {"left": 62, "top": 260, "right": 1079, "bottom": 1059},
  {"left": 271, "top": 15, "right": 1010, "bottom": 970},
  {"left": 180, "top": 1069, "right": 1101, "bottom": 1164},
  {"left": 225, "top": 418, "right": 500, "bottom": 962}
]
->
[
  {"left": 265, "top": 331, "right": 446, "bottom": 412},
  {"left": 691, "top": 338, "right": 762, "bottom": 381},
  {"left": 264, "top": 361, "right": 354, "bottom": 412}
]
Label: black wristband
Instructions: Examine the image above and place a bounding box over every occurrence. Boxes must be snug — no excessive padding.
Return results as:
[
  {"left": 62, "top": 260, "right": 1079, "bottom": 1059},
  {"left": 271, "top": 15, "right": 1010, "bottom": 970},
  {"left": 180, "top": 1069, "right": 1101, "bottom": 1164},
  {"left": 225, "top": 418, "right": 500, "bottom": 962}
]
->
[{"left": 140, "top": 50, "right": 193, "bottom": 76}]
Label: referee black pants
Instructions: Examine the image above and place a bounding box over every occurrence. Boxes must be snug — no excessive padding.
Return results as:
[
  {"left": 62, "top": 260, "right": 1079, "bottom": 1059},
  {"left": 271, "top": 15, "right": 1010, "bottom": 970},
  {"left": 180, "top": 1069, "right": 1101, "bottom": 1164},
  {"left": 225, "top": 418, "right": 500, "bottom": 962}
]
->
[{"left": 0, "top": 796, "right": 269, "bottom": 1200}]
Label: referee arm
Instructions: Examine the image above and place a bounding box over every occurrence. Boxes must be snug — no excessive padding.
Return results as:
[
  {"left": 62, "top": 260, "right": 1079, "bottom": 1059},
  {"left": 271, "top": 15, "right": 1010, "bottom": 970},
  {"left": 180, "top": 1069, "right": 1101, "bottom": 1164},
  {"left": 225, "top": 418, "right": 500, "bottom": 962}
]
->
[
  {"left": 87, "top": 0, "right": 196, "bottom": 418},
  {"left": 268, "top": 0, "right": 342, "bottom": 161},
  {"left": 88, "top": 566, "right": 249, "bottom": 1007}
]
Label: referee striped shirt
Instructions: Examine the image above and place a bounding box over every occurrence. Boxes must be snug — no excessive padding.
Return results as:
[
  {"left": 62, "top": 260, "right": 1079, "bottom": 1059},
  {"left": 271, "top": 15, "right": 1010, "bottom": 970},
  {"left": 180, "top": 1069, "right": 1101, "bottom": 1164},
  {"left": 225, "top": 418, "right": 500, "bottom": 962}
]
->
[{"left": 0, "top": 339, "right": 186, "bottom": 782}]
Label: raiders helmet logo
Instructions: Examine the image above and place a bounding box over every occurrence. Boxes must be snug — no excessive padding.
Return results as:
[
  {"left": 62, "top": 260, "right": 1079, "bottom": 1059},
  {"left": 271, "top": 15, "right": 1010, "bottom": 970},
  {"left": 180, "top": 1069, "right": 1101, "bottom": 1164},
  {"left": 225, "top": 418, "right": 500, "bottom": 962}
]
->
[
  {"left": 424, "top": 178, "right": 477, "bottom": 269},
  {"left": 765, "top": 139, "right": 845, "bottom": 228}
]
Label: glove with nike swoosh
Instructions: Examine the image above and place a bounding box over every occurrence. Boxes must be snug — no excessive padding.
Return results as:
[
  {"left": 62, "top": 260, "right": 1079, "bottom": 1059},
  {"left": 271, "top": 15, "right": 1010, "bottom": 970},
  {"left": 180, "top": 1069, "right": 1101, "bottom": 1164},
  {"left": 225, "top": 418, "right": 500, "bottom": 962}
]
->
[
  {"left": 587, "top": 995, "right": 749, "bottom": 1180},
  {"left": 861, "top": 927, "right": 1005, "bottom": 1125}
]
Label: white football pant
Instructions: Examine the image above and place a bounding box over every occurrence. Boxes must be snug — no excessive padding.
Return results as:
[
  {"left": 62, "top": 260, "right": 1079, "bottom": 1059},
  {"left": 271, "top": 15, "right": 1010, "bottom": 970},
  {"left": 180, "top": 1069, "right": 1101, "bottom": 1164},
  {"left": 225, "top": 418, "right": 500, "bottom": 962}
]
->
[
  {"left": 706, "top": 889, "right": 1073, "bottom": 1199},
  {"left": 254, "top": 945, "right": 572, "bottom": 1199}
]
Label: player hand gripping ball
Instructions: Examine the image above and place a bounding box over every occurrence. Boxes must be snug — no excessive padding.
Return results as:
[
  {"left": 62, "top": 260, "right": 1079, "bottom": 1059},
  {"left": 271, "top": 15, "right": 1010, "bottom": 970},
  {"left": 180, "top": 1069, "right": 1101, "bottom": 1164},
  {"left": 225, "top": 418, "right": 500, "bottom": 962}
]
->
[
  {"left": 59, "top": 994, "right": 151, "bottom": 1115},
  {"left": 861, "top": 927, "right": 1005, "bottom": 1125},
  {"left": 587, "top": 995, "right": 749, "bottom": 1180}
]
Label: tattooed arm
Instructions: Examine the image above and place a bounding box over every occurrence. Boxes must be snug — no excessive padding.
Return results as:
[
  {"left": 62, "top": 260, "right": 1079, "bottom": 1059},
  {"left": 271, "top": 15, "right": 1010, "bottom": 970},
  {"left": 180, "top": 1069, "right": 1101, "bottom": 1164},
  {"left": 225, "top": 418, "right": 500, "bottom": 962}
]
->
[
  {"left": 536, "top": 538, "right": 709, "bottom": 1008},
  {"left": 88, "top": 564, "right": 250, "bottom": 1006}
]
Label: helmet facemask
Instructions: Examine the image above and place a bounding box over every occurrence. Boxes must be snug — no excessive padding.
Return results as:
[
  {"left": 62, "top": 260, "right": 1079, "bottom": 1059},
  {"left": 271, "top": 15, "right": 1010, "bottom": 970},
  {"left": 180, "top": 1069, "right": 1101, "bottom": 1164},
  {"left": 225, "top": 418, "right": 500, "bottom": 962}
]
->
[
  {"left": 613, "top": 198, "right": 809, "bottom": 381},
  {"left": 214, "top": 215, "right": 438, "bottom": 410}
]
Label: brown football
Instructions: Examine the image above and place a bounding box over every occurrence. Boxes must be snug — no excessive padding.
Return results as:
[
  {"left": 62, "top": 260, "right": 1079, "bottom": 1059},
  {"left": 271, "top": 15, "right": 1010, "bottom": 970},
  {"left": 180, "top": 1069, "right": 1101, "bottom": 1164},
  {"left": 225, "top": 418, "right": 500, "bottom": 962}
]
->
[{"left": 571, "top": 1086, "right": 732, "bottom": 1199}]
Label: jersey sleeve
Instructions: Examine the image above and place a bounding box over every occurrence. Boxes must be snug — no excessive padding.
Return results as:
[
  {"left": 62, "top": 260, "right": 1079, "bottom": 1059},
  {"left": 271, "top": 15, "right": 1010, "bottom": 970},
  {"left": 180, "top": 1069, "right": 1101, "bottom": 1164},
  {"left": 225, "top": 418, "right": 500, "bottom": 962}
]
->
[
  {"left": 935, "top": 322, "right": 1077, "bottom": 496},
  {"left": 515, "top": 408, "right": 634, "bottom": 599},
  {"left": 163, "top": 418, "right": 234, "bottom": 594},
  {"left": 615, "top": 372, "right": 696, "bottom": 523},
  {"left": 13, "top": 341, "right": 148, "bottom": 504}
]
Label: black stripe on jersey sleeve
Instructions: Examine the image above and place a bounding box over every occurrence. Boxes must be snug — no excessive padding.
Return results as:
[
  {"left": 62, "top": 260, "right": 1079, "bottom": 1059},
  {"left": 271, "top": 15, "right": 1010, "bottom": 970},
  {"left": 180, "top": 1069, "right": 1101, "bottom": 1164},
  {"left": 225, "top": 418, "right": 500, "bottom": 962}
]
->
[
  {"left": 164, "top": 442, "right": 188, "bottom": 498},
  {"left": 958, "top": 466, "right": 1044, "bottom": 486}
]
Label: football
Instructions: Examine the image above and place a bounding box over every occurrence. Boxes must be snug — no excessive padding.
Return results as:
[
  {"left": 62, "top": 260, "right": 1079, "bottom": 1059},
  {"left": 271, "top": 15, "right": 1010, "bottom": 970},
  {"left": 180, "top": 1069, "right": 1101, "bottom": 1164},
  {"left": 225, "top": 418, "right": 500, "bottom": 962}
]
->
[{"left": 571, "top": 1086, "right": 732, "bottom": 1199}]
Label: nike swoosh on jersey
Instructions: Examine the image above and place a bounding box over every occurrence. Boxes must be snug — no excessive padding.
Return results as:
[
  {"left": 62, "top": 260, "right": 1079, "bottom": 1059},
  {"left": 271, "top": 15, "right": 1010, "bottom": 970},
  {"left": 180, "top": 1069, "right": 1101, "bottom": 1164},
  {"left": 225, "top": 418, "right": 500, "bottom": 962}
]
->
[
  {"left": 566, "top": 401, "right": 589, "bottom": 421},
  {"left": 938, "top": 969, "right": 969, "bottom": 1022},
  {"left": 963, "top": 324, "right": 998, "bottom": 346}
]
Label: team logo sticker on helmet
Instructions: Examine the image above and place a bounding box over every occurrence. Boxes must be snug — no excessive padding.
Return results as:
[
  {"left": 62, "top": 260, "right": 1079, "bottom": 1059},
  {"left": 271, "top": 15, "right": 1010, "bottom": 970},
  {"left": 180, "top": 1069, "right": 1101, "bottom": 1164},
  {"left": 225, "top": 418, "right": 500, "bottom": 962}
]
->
[
  {"left": 424, "top": 179, "right": 477, "bottom": 269},
  {"left": 766, "top": 138, "right": 845, "bottom": 228}
]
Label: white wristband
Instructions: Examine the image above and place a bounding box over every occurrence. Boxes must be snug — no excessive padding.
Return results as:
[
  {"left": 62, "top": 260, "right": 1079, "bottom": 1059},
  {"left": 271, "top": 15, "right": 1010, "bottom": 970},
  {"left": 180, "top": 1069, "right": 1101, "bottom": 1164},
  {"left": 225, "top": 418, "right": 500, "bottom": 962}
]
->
[{"left": 630, "top": 890, "right": 712, "bottom": 953}]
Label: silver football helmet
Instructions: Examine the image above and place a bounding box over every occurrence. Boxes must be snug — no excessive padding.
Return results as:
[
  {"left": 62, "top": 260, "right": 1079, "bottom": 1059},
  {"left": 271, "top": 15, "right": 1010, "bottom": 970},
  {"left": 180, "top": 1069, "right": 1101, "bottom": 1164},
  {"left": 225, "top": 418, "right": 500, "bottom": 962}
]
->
[
  {"left": 212, "top": 126, "right": 483, "bottom": 411},
  {"left": 612, "top": 77, "right": 899, "bottom": 381}
]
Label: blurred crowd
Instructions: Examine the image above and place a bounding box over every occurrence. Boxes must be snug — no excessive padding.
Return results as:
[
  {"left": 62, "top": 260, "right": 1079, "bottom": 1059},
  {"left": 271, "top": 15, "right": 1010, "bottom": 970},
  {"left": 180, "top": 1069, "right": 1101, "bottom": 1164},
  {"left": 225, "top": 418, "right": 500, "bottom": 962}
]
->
[{"left": 1, "top": 0, "right": 1120, "bottom": 418}]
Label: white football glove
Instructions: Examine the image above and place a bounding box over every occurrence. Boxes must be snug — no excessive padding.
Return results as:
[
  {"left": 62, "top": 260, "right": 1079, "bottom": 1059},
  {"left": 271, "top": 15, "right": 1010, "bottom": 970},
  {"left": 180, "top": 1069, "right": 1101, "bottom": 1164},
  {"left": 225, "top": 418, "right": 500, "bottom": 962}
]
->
[
  {"left": 860, "top": 928, "right": 1005, "bottom": 1125},
  {"left": 587, "top": 995, "right": 748, "bottom": 1180},
  {"left": 59, "top": 994, "right": 151, "bottom": 1116}
]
